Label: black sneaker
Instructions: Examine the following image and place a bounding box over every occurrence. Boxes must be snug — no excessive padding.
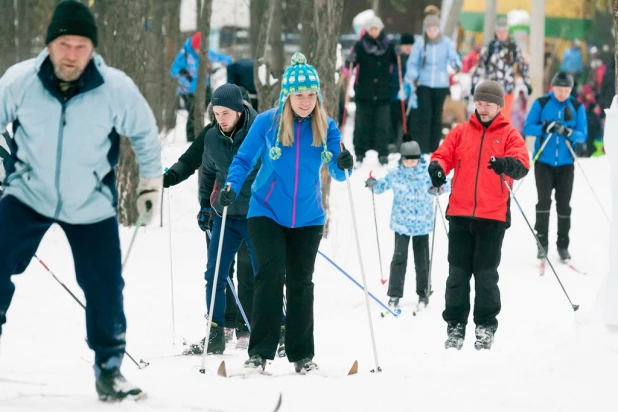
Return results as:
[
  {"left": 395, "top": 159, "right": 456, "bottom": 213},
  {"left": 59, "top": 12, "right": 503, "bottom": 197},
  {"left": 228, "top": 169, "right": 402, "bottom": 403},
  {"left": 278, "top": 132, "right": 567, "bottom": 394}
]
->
[
  {"left": 277, "top": 325, "right": 286, "bottom": 358},
  {"left": 444, "top": 322, "right": 465, "bottom": 350},
  {"left": 244, "top": 355, "right": 266, "bottom": 371},
  {"left": 474, "top": 324, "right": 497, "bottom": 350},
  {"left": 558, "top": 248, "right": 571, "bottom": 261},
  {"left": 294, "top": 358, "right": 319, "bottom": 374},
  {"left": 96, "top": 368, "right": 144, "bottom": 402}
]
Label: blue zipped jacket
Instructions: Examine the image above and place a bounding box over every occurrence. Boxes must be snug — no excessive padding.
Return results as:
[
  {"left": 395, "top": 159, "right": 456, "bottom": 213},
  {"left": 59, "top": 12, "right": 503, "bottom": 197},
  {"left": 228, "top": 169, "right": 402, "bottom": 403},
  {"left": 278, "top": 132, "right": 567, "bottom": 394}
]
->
[
  {"left": 524, "top": 93, "right": 587, "bottom": 167},
  {"left": 404, "top": 35, "right": 461, "bottom": 90},
  {"left": 0, "top": 49, "right": 161, "bottom": 224},
  {"left": 225, "top": 108, "right": 348, "bottom": 228},
  {"left": 372, "top": 162, "right": 450, "bottom": 237}
]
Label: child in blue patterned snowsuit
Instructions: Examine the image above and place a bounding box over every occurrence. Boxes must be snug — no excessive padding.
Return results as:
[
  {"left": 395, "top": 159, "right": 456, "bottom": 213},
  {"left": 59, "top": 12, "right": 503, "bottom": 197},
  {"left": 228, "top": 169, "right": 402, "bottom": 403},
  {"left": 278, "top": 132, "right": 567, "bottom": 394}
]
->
[{"left": 366, "top": 141, "right": 449, "bottom": 308}]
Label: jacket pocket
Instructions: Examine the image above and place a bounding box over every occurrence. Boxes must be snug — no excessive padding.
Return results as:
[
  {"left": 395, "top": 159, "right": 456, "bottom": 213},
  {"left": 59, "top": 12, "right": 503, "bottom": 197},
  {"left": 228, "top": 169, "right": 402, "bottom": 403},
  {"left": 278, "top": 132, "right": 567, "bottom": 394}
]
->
[
  {"left": 4, "top": 162, "right": 32, "bottom": 186},
  {"left": 264, "top": 178, "right": 276, "bottom": 206}
]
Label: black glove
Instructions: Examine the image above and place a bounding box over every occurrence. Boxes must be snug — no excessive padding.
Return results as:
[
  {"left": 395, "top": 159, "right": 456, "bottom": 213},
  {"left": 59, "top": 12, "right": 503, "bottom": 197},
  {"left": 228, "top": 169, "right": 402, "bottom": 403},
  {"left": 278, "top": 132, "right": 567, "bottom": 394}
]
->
[
  {"left": 562, "top": 127, "right": 574, "bottom": 139},
  {"left": 219, "top": 187, "right": 237, "bottom": 207},
  {"left": 337, "top": 149, "right": 354, "bottom": 170},
  {"left": 365, "top": 177, "right": 377, "bottom": 189},
  {"left": 163, "top": 169, "right": 179, "bottom": 188},
  {"left": 542, "top": 120, "right": 565, "bottom": 135},
  {"left": 488, "top": 157, "right": 508, "bottom": 175},
  {"left": 428, "top": 161, "right": 446, "bottom": 188},
  {"left": 526, "top": 85, "right": 532, "bottom": 96},
  {"left": 197, "top": 206, "right": 212, "bottom": 232}
]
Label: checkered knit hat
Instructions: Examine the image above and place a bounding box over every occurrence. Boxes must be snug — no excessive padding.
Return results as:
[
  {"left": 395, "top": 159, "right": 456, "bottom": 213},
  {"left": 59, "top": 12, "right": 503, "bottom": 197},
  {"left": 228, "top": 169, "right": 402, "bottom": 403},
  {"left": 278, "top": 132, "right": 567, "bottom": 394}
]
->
[{"left": 270, "top": 53, "right": 331, "bottom": 162}]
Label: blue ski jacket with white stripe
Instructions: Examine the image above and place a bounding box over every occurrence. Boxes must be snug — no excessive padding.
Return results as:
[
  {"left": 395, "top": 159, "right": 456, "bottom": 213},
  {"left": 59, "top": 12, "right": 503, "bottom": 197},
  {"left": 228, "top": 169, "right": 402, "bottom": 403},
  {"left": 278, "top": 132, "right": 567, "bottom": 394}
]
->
[{"left": 404, "top": 35, "right": 461, "bottom": 90}]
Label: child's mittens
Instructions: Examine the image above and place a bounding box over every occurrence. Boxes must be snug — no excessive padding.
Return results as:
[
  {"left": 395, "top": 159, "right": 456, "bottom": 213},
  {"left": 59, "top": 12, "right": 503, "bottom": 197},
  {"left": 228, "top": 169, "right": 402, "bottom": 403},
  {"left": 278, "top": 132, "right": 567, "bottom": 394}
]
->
[{"left": 365, "top": 177, "right": 378, "bottom": 189}]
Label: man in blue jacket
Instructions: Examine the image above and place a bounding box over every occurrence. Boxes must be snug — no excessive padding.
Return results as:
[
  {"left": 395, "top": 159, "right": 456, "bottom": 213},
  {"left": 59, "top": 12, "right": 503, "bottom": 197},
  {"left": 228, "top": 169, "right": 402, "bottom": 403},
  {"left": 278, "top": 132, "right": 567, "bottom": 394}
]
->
[
  {"left": 0, "top": 0, "right": 161, "bottom": 401},
  {"left": 524, "top": 72, "right": 587, "bottom": 261}
]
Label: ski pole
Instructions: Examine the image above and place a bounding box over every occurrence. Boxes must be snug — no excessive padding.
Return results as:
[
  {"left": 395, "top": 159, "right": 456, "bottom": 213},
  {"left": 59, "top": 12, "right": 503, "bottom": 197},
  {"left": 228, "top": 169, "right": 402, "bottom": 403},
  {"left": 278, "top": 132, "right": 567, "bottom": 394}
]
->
[
  {"left": 200, "top": 187, "right": 230, "bottom": 373},
  {"left": 340, "top": 143, "right": 382, "bottom": 373},
  {"left": 167, "top": 187, "right": 176, "bottom": 345},
  {"left": 396, "top": 54, "right": 408, "bottom": 134},
  {"left": 160, "top": 188, "right": 165, "bottom": 227},
  {"left": 564, "top": 140, "right": 611, "bottom": 224},
  {"left": 317, "top": 250, "right": 400, "bottom": 317},
  {"left": 369, "top": 171, "right": 386, "bottom": 285},
  {"left": 205, "top": 229, "right": 251, "bottom": 333},
  {"left": 435, "top": 194, "right": 449, "bottom": 237},
  {"left": 491, "top": 157, "right": 579, "bottom": 312},
  {"left": 425, "top": 197, "right": 439, "bottom": 299},
  {"left": 121, "top": 214, "right": 143, "bottom": 272},
  {"left": 34, "top": 255, "right": 149, "bottom": 369}
]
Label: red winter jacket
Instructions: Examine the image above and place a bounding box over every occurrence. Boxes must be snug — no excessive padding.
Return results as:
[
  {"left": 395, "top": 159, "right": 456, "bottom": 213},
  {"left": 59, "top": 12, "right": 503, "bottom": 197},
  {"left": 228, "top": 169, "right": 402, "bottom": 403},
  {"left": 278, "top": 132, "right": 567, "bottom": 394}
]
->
[{"left": 431, "top": 112, "right": 530, "bottom": 224}]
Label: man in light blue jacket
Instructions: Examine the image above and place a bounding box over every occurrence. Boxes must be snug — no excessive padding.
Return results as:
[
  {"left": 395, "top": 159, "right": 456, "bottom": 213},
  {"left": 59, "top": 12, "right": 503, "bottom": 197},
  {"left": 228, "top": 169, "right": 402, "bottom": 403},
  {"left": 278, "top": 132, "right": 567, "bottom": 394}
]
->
[{"left": 0, "top": 0, "right": 161, "bottom": 402}]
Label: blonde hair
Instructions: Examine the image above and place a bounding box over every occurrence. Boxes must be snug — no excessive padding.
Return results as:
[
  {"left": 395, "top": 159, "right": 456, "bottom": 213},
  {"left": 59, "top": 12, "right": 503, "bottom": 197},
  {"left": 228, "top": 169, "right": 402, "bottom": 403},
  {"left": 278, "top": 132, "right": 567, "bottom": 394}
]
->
[{"left": 278, "top": 98, "right": 328, "bottom": 148}]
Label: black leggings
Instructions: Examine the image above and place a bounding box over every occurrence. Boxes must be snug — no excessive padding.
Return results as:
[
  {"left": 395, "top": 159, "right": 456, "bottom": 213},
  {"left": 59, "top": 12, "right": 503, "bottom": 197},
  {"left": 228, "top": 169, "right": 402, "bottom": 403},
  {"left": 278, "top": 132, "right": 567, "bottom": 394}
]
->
[{"left": 416, "top": 86, "right": 449, "bottom": 153}]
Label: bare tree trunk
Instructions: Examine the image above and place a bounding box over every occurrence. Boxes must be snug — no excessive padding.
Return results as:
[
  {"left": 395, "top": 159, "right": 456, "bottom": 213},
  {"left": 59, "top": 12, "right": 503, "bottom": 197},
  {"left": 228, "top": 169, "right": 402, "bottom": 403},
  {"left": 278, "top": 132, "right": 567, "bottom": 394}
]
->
[
  {"left": 194, "top": 0, "right": 213, "bottom": 133},
  {"left": 16, "top": 0, "right": 33, "bottom": 61},
  {"left": 164, "top": 0, "right": 182, "bottom": 131},
  {"left": 250, "top": 0, "right": 265, "bottom": 58},
  {"left": 254, "top": 0, "right": 278, "bottom": 113},
  {"left": 95, "top": 0, "right": 151, "bottom": 226},
  {"left": 370, "top": 0, "right": 379, "bottom": 15},
  {"left": 443, "top": 0, "right": 464, "bottom": 39},
  {"left": 0, "top": 0, "right": 17, "bottom": 75},
  {"left": 614, "top": 0, "right": 618, "bottom": 93},
  {"left": 306, "top": 0, "right": 345, "bottom": 238},
  {"left": 270, "top": 2, "right": 284, "bottom": 79}
]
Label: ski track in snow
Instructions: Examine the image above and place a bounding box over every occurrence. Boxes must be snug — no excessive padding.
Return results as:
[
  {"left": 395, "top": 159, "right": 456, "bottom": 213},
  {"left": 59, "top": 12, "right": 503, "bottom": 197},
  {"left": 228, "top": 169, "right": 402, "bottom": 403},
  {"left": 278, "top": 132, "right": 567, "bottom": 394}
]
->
[{"left": 1, "top": 112, "right": 617, "bottom": 411}]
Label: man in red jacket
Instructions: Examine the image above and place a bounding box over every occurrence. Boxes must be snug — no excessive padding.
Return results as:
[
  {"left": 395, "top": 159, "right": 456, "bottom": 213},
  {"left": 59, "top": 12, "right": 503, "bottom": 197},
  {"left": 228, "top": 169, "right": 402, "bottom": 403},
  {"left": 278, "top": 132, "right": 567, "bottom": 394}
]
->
[{"left": 428, "top": 80, "right": 530, "bottom": 351}]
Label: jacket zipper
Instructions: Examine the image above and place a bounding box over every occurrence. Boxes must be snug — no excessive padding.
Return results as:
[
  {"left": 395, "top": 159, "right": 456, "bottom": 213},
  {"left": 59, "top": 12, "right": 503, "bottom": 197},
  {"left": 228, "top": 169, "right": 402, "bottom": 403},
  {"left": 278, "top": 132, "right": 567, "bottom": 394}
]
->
[
  {"left": 472, "top": 128, "right": 488, "bottom": 217},
  {"left": 291, "top": 122, "right": 301, "bottom": 228},
  {"left": 264, "top": 178, "right": 276, "bottom": 206},
  {"left": 555, "top": 108, "right": 562, "bottom": 166},
  {"left": 431, "top": 44, "right": 436, "bottom": 87},
  {"left": 53, "top": 104, "right": 67, "bottom": 220}
]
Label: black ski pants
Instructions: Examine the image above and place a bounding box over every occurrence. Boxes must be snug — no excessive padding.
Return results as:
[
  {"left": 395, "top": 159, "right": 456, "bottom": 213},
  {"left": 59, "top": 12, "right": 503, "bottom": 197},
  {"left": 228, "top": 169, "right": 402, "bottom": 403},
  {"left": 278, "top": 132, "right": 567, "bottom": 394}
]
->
[
  {"left": 247, "top": 217, "right": 322, "bottom": 362},
  {"left": 181, "top": 93, "right": 196, "bottom": 142},
  {"left": 416, "top": 86, "right": 449, "bottom": 153},
  {"left": 0, "top": 195, "right": 126, "bottom": 367},
  {"left": 353, "top": 100, "right": 391, "bottom": 160},
  {"left": 443, "top": 217, "right": 506, "bottom": 330},
  {"left": 534, "top": 162, "right": 575, "bottom": 249},
  {"left": 387, "top": 233, "right": 430, "bottom": 298}
]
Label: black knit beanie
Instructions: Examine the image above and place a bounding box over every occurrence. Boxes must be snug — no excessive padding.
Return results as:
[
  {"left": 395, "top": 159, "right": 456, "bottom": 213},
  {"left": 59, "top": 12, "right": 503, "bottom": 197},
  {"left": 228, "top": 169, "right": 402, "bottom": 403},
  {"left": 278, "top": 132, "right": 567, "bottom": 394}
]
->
[
  {"left": 46, "top": 0, "right": 98, "bottom": 47},
  {"left": 400, "top": 33, "right": 415, "bottom": 45},
  {"left": 551, "top": 72, "right": 574, "bottom": 88},
  {"left": 474, "top": 80, "right": 505, "bottom": 107},
  {"left": 211, "top": 84, "right": 244, "bottom": 113}
]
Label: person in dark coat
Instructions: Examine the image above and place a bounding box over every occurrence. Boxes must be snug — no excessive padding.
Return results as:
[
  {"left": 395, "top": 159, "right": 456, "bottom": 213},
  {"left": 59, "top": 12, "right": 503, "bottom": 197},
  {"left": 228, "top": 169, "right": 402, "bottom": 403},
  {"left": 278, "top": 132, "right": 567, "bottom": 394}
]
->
[{"left": 350, "top": 16, "right": 397, "bottom": 165}]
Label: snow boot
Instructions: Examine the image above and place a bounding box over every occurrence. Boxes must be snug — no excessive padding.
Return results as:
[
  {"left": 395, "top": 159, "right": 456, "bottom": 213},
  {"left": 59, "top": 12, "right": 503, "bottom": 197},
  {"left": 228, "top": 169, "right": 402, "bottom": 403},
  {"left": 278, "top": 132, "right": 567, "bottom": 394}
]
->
[
  {"left": 474, "top": 324, "right": 497, "bottom": 350},
  {"left": 388, "top": 297, "right": 400, "bottom": 308},
  {"left": 444, "top": 322, "right": 465, "bottom": 350},
  {"left": 417, "top": 296, "right": 429, "bottom": 310},
  {"left": 206, "top": 322, "right": 225, "bottom": 354},
  {"left": 277, "top": 325, "right": 286, "bottom": 358},
  {"left": 558, "top": 248, "right": 571, "bottom": 261},
  {"left": 294, "top": 358, "right": 319, "bottom": 374},
  {"left": 244, "top": 355, "right": 266, "bottom": 371},
  {"left": 96, "top": 367, "right": 144, "bottom": 402},
  {"left": 537, "top": 243, "right": 548, "bottom": 260}
]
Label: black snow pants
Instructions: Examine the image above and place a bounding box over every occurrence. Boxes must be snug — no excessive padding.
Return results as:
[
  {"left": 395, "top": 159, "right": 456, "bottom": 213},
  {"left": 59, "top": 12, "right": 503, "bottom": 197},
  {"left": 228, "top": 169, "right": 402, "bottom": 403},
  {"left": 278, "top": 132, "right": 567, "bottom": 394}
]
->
[
  {"left": 387, "top": 233, "right": 430, "bottom": 298},
  {"left": 353, "top": 100, "right": 391, "bottom": 161},
  {"left": 416, "top": 86, "right": 449, "bottom": 154}
]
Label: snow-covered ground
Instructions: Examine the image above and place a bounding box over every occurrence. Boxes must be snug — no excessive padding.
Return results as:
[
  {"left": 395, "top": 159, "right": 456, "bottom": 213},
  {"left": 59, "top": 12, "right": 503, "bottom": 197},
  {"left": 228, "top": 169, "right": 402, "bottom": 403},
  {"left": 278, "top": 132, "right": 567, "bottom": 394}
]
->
[{"left": 1, "top": 111, "right": 617, "bottom": 412}]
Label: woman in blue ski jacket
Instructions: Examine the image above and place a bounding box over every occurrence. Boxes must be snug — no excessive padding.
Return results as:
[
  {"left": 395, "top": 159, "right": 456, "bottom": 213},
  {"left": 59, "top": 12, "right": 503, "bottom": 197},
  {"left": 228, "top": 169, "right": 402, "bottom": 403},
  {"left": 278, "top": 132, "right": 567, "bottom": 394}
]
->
[
  {"left": 366, "top": 140, "right": 450, "bottom": 310},
  {"left": 403, "top": 14, "right": 461, "bottom": 154},
  {"left": 219, "top": 53, "right": 354, "bottom": 374}
]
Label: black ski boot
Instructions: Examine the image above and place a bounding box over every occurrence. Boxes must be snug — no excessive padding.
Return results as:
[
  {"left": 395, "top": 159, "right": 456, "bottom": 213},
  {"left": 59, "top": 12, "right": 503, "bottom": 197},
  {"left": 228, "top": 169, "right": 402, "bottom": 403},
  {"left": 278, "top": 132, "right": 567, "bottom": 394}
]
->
[
  {"left": 558, "top": 248, "right": 571, "bottom": 261},
  {"left": 206, "top": 322, "right": 225, "bottom": 354},
  {"left": 537, "top": 243, "right": 548, "bottom": 260},
  {"left": 444, "top": 322, "right": 465, "bottom": 350},
  {"left": 244, "top": 354, "right": 266, "bottom": 371},
  {"left": 294, "top": 358, "right": 319, "bottom": 374},
  {"left": 418, "top": 296, "right": 429, "bottom": 308},
  {"left": 388, "top": 297, "right": 400, "bottom": 308},
  {"left": 96, "top": 367, "right": 144, "bottom": 402},
  {"left": 474, "top": 324, "right": 497, "bottom": 350},
  {"left": 277, "top": 325, "right": 286, "bottom": 358}
]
